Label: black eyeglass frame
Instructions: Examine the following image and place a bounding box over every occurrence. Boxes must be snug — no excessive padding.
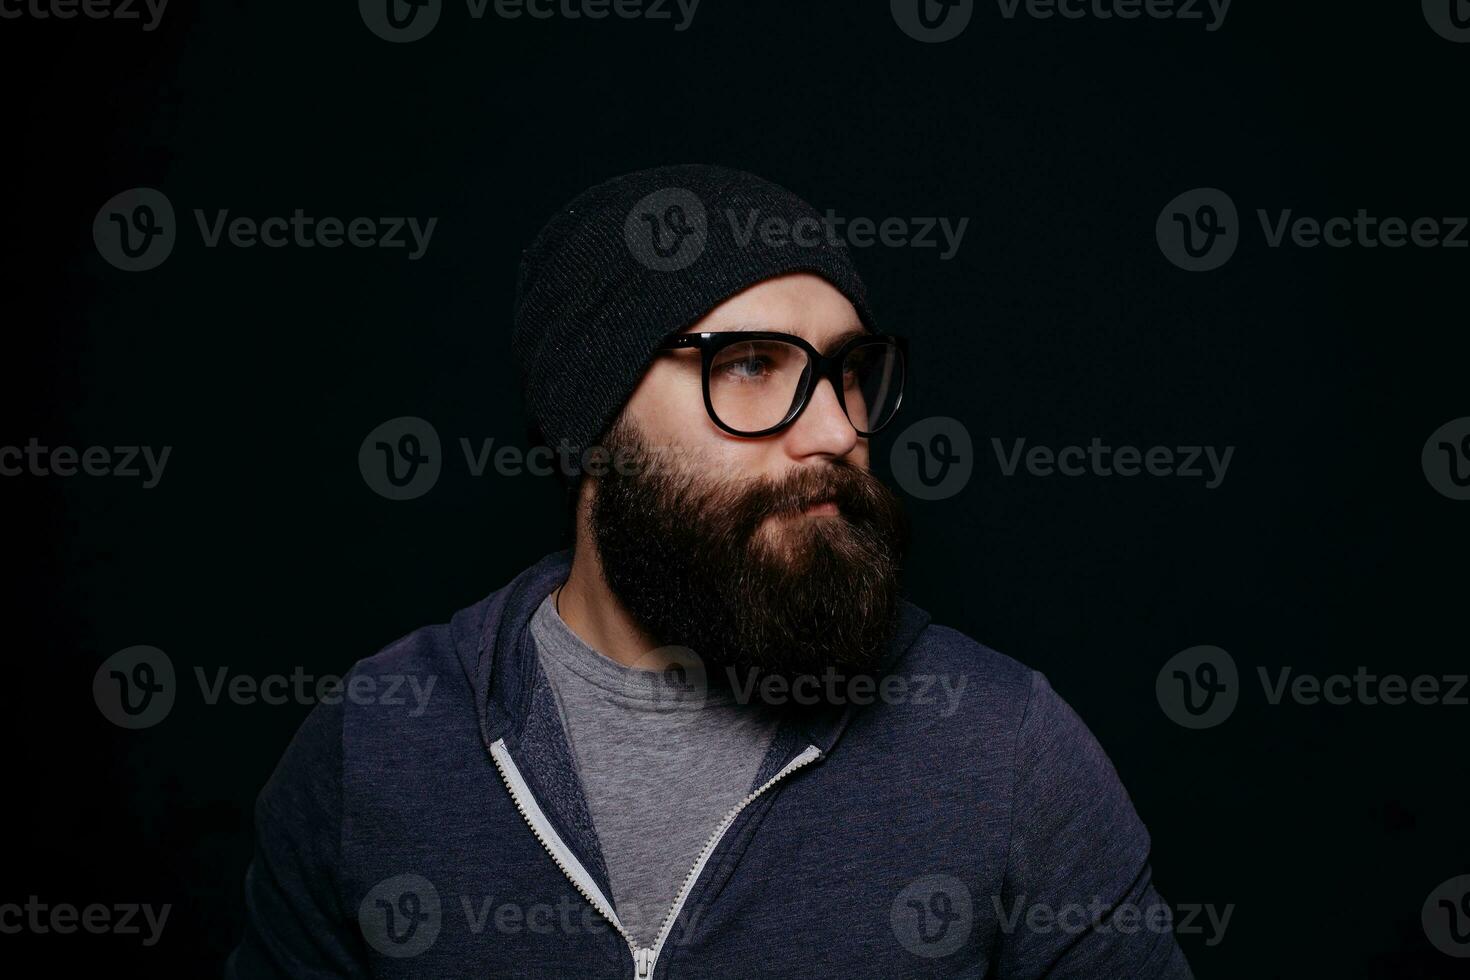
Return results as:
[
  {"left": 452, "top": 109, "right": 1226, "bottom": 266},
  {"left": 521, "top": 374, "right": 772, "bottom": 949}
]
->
[{"left": 655, "top": 330, "right": 909, "bottom": 438}]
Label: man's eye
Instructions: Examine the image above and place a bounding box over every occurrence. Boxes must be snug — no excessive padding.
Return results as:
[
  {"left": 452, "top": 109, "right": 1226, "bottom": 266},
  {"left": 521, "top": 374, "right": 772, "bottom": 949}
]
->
[{"left": 717, "top": 356, "right": 773, "bottom": 381}]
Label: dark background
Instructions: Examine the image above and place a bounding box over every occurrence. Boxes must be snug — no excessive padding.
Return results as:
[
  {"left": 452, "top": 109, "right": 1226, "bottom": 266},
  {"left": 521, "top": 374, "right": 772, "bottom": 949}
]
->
[{"left": 3, "top": 1, "right": 1467, "bottom": 976}]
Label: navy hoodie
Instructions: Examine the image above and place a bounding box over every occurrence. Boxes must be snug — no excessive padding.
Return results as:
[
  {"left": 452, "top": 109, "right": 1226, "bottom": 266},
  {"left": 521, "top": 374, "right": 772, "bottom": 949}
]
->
[{"left": 225, "top": 550, "right": 1193, "bottom": 979}]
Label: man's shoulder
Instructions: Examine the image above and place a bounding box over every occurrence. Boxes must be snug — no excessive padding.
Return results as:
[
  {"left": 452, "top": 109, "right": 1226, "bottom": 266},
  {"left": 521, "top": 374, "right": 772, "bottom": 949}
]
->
[
  {"left": 340, "top": 586, "right": 504, "bottom": 705},
  {"left": 259, "top": 614, "right": 477, "bottom": 797},
  {"left": 349, "top": 618, "right": 461, "bottom": 679},
  {"left": 339, "top": 603, "right": 497, "bottom": 741},
  {"left": 899, "top": 617, "right": 1037, "bottom": 693},
  {"left": 885, "top": 616, "right": 1095, "bottom": 753}
]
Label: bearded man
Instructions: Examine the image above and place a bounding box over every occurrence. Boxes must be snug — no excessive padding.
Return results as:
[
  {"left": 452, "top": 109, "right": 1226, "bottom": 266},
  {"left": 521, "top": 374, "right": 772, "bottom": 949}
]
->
[{"left": 226, "top": 165, "right": 1192, "bottom": 979}]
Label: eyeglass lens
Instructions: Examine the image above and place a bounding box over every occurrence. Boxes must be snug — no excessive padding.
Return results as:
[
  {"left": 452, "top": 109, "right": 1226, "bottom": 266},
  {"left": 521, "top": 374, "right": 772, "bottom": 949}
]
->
[{"left": 706, "top": 338, "right": 904, "bottom": 434}]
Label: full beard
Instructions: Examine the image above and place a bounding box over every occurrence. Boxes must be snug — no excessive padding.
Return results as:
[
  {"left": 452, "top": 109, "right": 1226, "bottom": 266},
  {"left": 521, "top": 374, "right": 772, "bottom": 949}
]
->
[{"left": 587, "top": 416, "right": 910, "bottom": 700}]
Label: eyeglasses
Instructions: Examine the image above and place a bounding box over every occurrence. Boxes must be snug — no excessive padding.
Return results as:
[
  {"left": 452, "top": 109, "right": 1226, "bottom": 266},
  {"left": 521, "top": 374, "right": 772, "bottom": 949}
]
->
[{"left": 655, "top": 331, "right": 908, "bottom": 438}]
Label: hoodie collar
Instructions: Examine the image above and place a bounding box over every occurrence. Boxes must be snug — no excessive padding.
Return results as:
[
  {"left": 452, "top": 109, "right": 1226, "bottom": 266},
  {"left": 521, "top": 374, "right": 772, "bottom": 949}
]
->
[{"left": 452, "top": 549, "right": 571, "bottom": 752}]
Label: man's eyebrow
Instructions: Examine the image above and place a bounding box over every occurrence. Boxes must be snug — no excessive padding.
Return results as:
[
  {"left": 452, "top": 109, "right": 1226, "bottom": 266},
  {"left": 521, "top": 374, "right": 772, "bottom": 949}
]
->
[{"left": 823, "top": 327, "right": 868, "bottom": 351}]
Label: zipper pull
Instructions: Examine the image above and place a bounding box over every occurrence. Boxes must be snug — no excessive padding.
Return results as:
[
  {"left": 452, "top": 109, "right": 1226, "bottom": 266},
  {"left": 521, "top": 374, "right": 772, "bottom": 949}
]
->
[{"left": 634, "top": 947, "right": 653, "bottom": 979}]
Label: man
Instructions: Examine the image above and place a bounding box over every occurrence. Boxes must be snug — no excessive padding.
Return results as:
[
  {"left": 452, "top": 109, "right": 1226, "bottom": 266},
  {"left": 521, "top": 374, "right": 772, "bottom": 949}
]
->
[{"left": 226, "top": 165, "right": 1192, "bottom": 978}]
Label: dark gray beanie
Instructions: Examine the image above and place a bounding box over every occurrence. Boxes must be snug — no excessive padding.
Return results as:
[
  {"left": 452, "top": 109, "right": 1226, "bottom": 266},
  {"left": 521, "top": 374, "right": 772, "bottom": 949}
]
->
[{"left": 511, "top": 164, "right": 876, "bottom": 469}]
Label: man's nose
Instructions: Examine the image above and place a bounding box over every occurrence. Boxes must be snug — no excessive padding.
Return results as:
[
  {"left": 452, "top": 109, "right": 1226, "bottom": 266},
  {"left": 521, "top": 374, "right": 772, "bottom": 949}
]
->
[{"left": 782, "top": 375, "right": 859, "bottom": 460}]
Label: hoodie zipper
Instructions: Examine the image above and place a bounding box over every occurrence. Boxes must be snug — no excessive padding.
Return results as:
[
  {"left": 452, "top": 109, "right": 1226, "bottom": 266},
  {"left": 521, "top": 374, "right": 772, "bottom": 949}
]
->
[{"left": 490, "top": 737, "right": 821, "bottom": 980}]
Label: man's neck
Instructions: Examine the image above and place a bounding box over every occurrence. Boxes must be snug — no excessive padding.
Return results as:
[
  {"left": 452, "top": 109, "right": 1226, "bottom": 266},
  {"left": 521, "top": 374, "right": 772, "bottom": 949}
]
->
[{"left": 554, "top": 549, "right": 682, "bottom": 672}]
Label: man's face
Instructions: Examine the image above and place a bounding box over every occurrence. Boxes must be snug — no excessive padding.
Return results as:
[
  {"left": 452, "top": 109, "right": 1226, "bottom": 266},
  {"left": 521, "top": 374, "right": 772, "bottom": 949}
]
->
[{"left": 585, "top": 272, "right": 909, "bottom": 690}]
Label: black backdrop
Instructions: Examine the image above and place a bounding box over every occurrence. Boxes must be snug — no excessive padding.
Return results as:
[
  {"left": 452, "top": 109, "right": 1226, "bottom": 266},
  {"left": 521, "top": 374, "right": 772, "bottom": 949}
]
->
[{"left": 4, "top": 1, "right": 1468, "bottom": 977}]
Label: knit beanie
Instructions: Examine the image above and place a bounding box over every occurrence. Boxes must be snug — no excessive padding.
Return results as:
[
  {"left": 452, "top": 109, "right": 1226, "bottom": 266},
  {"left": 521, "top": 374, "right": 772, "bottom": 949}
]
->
[{"left": 511, "top": 164, "right": 876, "bottom": 476}]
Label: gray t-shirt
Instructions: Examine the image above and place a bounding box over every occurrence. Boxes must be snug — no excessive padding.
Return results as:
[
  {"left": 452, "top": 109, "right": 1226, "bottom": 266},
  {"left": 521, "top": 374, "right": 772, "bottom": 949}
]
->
[{"left": 528, "top": 592, "right": 780, "bottom": 949}]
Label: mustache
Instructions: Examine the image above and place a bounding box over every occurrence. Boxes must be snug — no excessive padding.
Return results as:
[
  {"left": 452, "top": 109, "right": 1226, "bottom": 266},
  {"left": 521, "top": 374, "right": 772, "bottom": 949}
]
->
[
  {"left": 714, "top": 458, "right": 896, "bottom": 535},
  {"left": 762, "top": 465, "right": 854, "bottom": 512}
]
